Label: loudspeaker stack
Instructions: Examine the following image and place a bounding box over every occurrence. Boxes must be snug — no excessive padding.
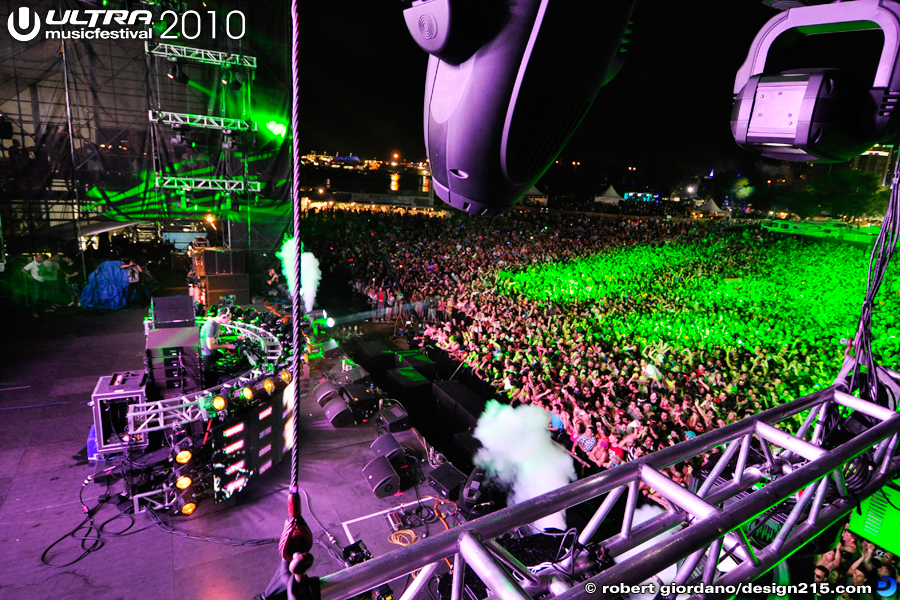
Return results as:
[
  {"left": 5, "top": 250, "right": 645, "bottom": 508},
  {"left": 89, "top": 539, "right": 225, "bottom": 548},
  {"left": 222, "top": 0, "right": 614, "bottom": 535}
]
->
[
  {"left": 361, "top": 432, "right": 410, "bottom": 498},
  {"left": 145, "top": 319, "right": 201, "bottom": 399}
]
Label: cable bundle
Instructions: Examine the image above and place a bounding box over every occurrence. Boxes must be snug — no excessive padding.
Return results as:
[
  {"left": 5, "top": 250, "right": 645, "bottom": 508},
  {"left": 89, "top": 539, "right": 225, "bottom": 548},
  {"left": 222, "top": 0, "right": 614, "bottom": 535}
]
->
[{"left": 846, "top": 153, "right": 900, "bottom": 405}]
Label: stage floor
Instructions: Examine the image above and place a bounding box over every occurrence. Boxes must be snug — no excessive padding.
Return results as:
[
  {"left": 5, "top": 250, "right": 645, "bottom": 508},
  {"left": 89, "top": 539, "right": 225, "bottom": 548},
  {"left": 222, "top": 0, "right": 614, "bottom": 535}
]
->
[{"left": 0, "top": 303, "right": 442, "bottom": 600}]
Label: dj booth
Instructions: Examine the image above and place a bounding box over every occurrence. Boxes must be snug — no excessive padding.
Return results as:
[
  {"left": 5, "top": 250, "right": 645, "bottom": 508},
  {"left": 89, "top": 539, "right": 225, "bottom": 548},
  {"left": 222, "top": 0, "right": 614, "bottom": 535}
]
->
[{"left": 89, "top": 296, "right": 293, "bottom": 515}]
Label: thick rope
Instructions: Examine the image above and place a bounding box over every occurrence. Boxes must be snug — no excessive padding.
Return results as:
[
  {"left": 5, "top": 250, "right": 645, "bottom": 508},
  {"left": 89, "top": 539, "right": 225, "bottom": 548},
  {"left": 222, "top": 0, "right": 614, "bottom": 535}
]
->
[{"left": 290, "top": 0, "right": 302, "bottom": 493}]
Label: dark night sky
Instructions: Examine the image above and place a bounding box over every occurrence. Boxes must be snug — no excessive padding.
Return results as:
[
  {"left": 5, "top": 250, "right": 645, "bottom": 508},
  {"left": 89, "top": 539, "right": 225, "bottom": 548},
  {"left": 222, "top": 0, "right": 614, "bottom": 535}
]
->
[{"left": 298, "top": 1, "right": 779, "bottom": 180}]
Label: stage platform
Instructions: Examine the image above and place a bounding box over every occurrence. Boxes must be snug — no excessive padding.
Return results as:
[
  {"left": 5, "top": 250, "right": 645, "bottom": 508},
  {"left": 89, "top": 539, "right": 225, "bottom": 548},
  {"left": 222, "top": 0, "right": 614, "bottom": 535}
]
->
[{"left": 0, "top": 302, "right": 445, "bottom": 600}]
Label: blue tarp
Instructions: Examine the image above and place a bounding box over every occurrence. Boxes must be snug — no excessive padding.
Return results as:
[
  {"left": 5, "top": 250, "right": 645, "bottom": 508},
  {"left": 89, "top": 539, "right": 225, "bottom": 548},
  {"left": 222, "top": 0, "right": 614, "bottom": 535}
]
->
[{"left": 80, "top": 260, "right": 129, "bottom": 310}]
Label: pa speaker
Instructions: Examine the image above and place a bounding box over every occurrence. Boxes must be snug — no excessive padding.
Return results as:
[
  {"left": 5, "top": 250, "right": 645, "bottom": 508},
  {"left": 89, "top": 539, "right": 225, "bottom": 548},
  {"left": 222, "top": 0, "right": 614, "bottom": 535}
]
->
[
  {"left": 340, "top": 366, "right": 372, "bottom": 386},
  {"left": 370, "top": 433, "right": 404, "bottom": 460},
  {"left": 314, "top": 381, "right": 341, "bottom": 407},
  {"left": 429, "top": 462, "right": 467, "bottom": 499},
  {"left": 362, "top": 456, "right": 400, "bottom": 498},
  {"left": 379, "top": 402, "right": 410, "bottom": 433},
  {"left": 322, "top": 397, "right": 353, "bottom": 428}
]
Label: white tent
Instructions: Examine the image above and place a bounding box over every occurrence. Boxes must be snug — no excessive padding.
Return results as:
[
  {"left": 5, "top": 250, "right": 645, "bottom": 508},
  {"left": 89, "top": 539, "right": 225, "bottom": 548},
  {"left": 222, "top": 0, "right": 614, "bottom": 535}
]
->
[
  {"left": 522, "top": 186, "right": 548, "bottom": 206},
  {"left": 594, "top": 185, "right": 624, "bottom": 205},
  {"left": 695, "top": 199, "right": 730, "bottom": 216}
]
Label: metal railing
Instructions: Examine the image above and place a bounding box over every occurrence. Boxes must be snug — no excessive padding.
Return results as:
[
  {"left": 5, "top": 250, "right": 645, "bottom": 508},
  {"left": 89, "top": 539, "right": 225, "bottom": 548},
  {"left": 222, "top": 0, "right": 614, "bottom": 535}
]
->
[{"left": 318, "top": 382, "right": 900, "bottom": 600}]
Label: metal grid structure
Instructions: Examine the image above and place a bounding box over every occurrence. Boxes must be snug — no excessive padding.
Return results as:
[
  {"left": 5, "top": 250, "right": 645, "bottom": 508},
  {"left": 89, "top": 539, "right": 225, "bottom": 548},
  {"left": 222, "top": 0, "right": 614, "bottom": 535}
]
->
[
  {"left": 146, "top": 33, "right": 260, "bottom": 233},
  {"left": 0, "top": 0, "right": 153, "bottom": 238},
  {"left": 157, "top": 175, "right": 261, "bottom": 193},
  {"left": 145, "top": 42, "right": 257, "bottom": 68},
  {"left": 149, "top": 110, "right": 256, "bottom": 132},
  {"left": 317, "top": 379, "right": 900, "bottom": 600}
]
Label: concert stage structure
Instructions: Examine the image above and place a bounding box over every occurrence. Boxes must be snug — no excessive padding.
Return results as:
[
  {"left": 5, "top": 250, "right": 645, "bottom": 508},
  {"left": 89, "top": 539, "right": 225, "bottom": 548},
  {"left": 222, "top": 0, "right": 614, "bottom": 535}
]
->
[{"left": 0, "top": 303, "right": 463, "bottom": 600}]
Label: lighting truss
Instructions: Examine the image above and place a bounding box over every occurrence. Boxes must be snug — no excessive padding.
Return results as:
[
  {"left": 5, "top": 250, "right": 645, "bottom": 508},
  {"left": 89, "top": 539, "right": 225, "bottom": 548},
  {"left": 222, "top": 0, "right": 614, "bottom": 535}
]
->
[
  {"left": 145, "top": 42, "right": 257, "bottom": 68},
  {"left": 317, "top": 377, "right": 900, "bottom": 600},
  {"left": 150, "top": 111, "right": 256, "bottom": 132},
  {"left": 158, "top": 176, "right": 262, "bottom": 193},
  {"left": 129, "top": 484, "right": 178, "bottom": 516}
]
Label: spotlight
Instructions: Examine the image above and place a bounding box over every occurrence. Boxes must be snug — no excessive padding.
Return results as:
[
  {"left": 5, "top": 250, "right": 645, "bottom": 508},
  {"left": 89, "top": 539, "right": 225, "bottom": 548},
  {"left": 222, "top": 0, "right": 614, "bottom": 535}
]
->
[
  {"left": 222, "top": 130, "right": 238, "bottom": 151},
  {"left": 239, "top": 386, "right": 254, "bottom": 402},
  {"left": 732, "top": 1, "right": 900, "bottom": 162},
  {"left": 175, "top": 449, "right": 192, "bottom": 464},
  {"left": 212, "top": 395, "right": 227, "bottom": 411},
  {"left": 222, "top": 73, "right": 242, "bottom": 91},
  {"left": 280, "top": 369, "right": 292, "bottom": 384},
  {"left": 176, "top": 490, "right": 199, "bottom": 515},
  {"left": 175, "top": 475, "right": 192, "bottom": 490},
  {"left": 310, "top": 317, "right": 334, "bottom": 337},
  {"left": 167, "top": 61, "right": 190, "bottom": 84}
]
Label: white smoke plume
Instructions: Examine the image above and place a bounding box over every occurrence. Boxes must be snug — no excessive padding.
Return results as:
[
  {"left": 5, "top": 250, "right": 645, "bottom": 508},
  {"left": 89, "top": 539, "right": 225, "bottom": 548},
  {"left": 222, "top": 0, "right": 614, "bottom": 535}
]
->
[
  {"left": 300, "top": 251, "right": 321, "bottom": 313},
  {"left": 473, "top": 400, "right": 576, "bottom": 531},
  {"left": 277, "top": 238, "right": 321, "bottom": 313},
  {"left": 276, "top": 238, "right": 322, "bottom": 312}
]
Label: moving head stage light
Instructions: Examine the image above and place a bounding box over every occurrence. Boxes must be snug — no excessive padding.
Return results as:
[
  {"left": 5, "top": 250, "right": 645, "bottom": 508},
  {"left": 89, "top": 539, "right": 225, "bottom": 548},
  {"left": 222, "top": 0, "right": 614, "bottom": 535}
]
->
[
  {"left": 732, "top": 0, "right": 900, "bottom": 161},
  {"left": 405, "top": 0, "right": 636, "bottom": 216}
]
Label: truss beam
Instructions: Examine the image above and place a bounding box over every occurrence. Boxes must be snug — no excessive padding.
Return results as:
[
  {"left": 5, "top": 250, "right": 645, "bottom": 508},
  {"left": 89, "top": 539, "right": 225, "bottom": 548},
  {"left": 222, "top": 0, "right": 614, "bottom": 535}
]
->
[
  {"left": 145, "top": 42, "right": 256, "bottom": 68},
  {"left": 317, "top": 385, "right": 900, "bottom": 600},
  {"left": 150, "top": 110, "right": 256, "bottom": 132},
  {"left": 157, "top": 176, "right": 261, "bottom": 193}
]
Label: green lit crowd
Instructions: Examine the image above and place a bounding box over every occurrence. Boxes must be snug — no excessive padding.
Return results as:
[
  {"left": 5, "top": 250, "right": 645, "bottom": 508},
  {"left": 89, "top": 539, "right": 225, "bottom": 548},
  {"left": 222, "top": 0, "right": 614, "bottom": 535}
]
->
[{"left": 304, "top": 208, "right": 900, "bottom": 485}]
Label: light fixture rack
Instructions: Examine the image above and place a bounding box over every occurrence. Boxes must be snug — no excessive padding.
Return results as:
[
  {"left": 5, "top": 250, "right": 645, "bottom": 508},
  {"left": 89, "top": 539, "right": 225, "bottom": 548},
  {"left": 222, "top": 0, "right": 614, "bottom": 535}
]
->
[
  {"left": 145, "top": 42, "right": 257, "bottom": 69},
  {"left": 150, "top": 111, "right": 256, "bottom": 132},
  {"left": 157, "top": 176, "right": 262, "bottom": 193}
]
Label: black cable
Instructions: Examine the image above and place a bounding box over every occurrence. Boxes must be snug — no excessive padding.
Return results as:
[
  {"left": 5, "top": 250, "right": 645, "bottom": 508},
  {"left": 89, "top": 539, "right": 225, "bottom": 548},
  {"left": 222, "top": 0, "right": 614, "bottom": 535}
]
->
[
  {"left": 98, "top": 512, "right": 153, "bottom": 537},
  {"left": 145, "top": 507, "right": 277, "bottom": 547},
  {"left": 426, "top": 574, "right": 441, "bottom": 600},
  {"left": 850, "top": 152, "right": 900, "bottom": 403},
  {"left": 880, "top": 487, "right": 900, "bottom": 512},
  {"left": 553, "top": 527, "right": 578, "bottom": 563},
  {"left": 313, "top": 538, "right": 347, "bottom": 568},
  {"left": 41, "top": 476, "right": 106, "bottom": 567}
]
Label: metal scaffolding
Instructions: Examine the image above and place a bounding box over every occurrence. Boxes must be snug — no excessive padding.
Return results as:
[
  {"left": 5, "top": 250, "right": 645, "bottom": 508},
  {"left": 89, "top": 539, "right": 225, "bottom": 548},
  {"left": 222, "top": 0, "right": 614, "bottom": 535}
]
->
[
  {"left": 149, "top": 110, "right": 256, "bottom": 132},
  {"left": 145, "top": 42, "right": 257, "bottom": 68},
  {"left": 315, "top": 381, "right": 900, "bottom": 600}
]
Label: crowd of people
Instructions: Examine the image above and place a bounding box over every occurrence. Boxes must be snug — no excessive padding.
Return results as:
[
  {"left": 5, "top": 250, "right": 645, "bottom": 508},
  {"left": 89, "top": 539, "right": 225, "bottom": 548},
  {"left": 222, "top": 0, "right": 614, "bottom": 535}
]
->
[
  {"left": 20, "top": 252, "right": 83, "bottom": 317},
  {"left": 304, "top": 207, "right": 899, "bottom": 472},
  {"left": 814, "top": 525, "right": 900, "bottom": 598},
  {"left": 301, "top": 206, "right": 900, "bottom": 594}
]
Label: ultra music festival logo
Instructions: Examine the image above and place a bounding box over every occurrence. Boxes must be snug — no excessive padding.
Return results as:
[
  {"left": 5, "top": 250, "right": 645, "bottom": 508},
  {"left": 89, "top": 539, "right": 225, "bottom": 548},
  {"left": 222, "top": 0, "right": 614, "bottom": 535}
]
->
[
  {"left": 7, "top": 6, "right": 152, "bottom": 41},
  {"left": 7, "top": 6, "right": 245, "bottom": 42}
]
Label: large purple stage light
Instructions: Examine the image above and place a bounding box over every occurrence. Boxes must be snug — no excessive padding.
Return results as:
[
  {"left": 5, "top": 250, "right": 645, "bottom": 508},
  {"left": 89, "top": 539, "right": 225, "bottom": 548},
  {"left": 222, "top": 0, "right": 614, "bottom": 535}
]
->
[
  {"left": 732, "top": 0, "right": 900, "bottom": 162},
  {"left": 405, "top": 0, "right": 636, "bottom": 216}
]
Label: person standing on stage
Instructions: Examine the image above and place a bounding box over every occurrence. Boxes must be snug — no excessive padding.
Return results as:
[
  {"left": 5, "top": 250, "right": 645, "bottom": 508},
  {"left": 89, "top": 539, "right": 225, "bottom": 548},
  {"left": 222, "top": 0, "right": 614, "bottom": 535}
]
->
[
  {"left": 22, "top": 253, "right": 46, "bottom": 317},
  {"left": 200, "top": 306, "right": 240, "bottom": 387},
  {"left": 61, "top": 255, "right": 83, "bottom": 307},
  {"left": 120, "top": 258, "right": 145, "bottom": 307},
  {"left": 42, "top": 253, "right": 61, "bottom": 308}
]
